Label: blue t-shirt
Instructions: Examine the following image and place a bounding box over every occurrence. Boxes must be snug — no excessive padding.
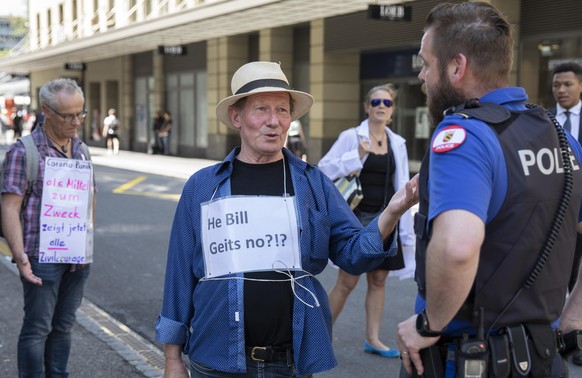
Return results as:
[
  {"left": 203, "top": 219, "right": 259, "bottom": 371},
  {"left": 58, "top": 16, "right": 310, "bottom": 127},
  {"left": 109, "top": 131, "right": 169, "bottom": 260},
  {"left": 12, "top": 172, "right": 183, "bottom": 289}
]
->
[{"left": 417, "top": 87, "right": 582, "bottom": 334}]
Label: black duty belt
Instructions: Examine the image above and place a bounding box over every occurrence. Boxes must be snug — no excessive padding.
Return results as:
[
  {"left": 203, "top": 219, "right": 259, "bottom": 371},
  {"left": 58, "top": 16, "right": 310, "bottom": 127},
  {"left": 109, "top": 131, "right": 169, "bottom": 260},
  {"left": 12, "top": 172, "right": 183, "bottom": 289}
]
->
[{"left": 245, "top": 346, "right": 291, "bottom": 362}]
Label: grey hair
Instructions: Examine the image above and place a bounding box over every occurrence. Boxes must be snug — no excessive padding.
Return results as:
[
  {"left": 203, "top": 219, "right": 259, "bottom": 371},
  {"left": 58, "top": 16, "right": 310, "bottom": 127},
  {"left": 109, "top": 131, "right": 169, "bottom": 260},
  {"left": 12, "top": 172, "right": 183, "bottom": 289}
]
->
[{"left": 39, "top": 78, "right": 84, "bottom": 108}]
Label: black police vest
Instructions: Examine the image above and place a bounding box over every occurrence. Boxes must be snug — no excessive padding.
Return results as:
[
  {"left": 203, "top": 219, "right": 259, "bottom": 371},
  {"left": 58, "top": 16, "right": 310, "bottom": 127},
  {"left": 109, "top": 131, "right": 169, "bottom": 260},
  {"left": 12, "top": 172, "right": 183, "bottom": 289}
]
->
[{"left": 415, "top": 103, "right": 582, "bottom": 327}]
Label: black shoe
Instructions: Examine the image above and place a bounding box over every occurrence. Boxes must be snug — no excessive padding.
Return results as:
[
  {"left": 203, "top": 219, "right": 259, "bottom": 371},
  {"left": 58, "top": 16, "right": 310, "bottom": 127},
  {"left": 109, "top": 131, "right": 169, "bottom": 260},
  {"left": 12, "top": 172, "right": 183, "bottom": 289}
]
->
[{"left": 573, "top": 350, "right": 582, "bottom": 366}]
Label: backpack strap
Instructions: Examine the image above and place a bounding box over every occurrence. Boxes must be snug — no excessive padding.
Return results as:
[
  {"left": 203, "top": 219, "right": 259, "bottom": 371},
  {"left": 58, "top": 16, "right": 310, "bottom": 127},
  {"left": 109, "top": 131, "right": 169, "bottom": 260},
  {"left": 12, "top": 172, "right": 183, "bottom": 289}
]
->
[
  {"left": 18, "top": 134, "right": 39, "bottom": 192},
  {"left": 79, "top": 142, "right": 92, "bottom": 160}
]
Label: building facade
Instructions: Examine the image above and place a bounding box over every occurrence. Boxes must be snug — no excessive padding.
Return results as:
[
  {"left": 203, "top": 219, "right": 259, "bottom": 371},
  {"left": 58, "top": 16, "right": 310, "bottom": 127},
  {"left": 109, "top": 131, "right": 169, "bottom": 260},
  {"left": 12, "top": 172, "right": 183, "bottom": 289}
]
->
[
  {"left": 0, "top": 0, "right": 580, "bottom": 168},
  {"left": 0, "top": 16, "right": 29, "bottom": 117}
]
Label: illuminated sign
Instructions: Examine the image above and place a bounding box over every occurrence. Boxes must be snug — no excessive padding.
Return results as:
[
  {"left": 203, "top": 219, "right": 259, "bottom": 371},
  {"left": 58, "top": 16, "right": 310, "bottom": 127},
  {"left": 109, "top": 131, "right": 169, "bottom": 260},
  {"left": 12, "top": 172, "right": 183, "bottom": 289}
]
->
[
  {"left": 64, "top": 63, "right": 86, "bottom": 71},
  {"left": 158, "top": 45, "right": 187, "bottom": 56},
  {"left": 368, "top": 4, "right": 412, "bottom": 22}
]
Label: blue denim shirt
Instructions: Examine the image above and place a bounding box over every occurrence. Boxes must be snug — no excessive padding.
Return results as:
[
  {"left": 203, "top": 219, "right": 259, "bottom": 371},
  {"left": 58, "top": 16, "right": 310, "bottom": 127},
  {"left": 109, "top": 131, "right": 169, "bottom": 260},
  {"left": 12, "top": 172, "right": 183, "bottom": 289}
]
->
[{"left": 155, "top": 148, "right": 397, "bottom": 375}]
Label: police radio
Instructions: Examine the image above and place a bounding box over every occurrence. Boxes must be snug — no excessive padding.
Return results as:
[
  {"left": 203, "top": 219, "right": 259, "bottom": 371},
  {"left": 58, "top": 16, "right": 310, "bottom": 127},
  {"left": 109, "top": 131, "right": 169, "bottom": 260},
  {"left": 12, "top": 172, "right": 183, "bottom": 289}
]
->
[{"left": 456, "top": 308, "right": 488, "bottom": 378}]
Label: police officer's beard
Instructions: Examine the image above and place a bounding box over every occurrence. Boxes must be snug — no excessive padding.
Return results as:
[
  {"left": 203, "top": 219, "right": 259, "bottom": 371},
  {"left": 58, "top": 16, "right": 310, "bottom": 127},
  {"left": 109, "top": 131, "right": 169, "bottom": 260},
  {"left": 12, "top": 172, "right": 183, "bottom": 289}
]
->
[{"left": 427, "top": 74, "right": 466, "bottom": 127}]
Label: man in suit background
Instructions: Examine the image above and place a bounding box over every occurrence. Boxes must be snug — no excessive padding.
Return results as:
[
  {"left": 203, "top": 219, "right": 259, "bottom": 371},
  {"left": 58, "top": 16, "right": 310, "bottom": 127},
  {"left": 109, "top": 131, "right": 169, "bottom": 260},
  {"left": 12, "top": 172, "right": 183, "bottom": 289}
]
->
[
  {"left": 552, "top": 62, "right": 582, "bottom": 139},
  {"left": 551, "top": 61, "right": 582, "bottom": 366}
]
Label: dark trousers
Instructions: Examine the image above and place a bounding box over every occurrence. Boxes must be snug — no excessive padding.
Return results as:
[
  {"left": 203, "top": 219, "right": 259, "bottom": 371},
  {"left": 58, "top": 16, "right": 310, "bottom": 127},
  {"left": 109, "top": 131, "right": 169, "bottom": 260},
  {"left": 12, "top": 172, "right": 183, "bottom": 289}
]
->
[
  {"left": 569, "top": 233, "right": 582, "bottom": 293},
  {"left": 398, "top": 353, "right": 567, "bottom": 378}
]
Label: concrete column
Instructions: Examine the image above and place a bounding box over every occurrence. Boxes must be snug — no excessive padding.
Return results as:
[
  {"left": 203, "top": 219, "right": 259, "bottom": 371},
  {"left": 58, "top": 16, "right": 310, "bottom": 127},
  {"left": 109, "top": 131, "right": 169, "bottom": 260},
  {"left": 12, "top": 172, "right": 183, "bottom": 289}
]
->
[
  {"left": 83, "top": 0, "right": 94, "bottom": 37},
  {"left": 98, "top": 0, "right": 108, "bottom": 33},
  {"left": 153, "top": 51, "right": 165, "bottom": 113},
  {"left": 206, "top": 35, "right": 248, "bottom": 160},
  {"left": 114, "top": 0, "right": 128, "bottom": 28},
  {"left": 309, "top": 19, "right": 360, "bottom": 162},
  {"left": 151, "top": 0, "right": 161, "bottom": 17},
  {"left": 121, "top": 55, "right": 133, "bottom": 150},
  {"left": 259, "top": 27, "right": 294, "bottom": 82}
]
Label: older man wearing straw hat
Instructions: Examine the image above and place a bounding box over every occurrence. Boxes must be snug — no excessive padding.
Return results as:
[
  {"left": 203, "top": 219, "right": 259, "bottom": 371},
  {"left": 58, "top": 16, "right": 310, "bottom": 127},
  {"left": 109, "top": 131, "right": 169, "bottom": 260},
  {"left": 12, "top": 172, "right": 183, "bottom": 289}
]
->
[{"left": 155, "top": 61, "right": 419, "bottom": 377}]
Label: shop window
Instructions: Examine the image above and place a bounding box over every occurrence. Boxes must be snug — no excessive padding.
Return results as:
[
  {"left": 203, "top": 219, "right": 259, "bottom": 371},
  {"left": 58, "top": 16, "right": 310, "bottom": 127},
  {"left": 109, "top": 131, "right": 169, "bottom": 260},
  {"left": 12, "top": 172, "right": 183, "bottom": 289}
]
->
[
  {"left": 165, "top": 71, "right": 208, "bottom": 155},
  {"left": 520, "top": 36, "right": 582, "bottom": 108}
]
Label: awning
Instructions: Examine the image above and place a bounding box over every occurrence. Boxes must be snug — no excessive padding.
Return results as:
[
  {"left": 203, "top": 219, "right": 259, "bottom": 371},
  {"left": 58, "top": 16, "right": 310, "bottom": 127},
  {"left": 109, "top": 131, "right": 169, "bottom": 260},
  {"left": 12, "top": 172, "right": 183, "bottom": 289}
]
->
[
  {"left": 0, "top": 0, "right": 401, "bottom": 74},
  {"left": 0, "top": 78, "right": 30, "bottom": 97}
]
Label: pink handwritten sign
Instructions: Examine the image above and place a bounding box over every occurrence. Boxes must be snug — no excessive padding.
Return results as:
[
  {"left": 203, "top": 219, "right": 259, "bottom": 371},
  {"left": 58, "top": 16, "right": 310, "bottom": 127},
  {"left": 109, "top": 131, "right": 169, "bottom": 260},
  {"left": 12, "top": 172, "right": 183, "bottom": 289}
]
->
[{"left": 39, "top": 157, "right": 94, "bottom": 264}]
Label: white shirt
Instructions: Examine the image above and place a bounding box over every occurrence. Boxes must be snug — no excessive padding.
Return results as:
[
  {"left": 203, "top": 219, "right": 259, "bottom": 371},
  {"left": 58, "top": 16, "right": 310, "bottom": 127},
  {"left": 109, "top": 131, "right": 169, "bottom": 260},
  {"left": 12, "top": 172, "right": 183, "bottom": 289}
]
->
[
  {"left": 317, "top": 119, "right": 415, "bottom": 247},
  {"left": 557, "top": 101, "right": 581, "bottom": 141}
]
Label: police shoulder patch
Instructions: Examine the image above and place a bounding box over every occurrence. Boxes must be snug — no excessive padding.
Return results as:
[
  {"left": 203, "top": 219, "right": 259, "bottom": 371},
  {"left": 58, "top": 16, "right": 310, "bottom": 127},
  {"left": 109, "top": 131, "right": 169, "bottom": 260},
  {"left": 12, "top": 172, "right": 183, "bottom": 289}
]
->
[{"left": 432, "top": 125, "right": 467, "bottom": 153}]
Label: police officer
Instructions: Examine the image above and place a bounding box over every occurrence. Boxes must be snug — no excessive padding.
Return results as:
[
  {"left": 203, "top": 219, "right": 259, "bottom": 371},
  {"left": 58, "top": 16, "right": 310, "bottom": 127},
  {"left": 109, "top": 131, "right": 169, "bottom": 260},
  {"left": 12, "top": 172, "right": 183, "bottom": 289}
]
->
[
  {"left": 550, "top": 61, "right": 582, "bottom": 367},
  {"left": 396, "top": 2, "right": 582, "bottom": 377}
]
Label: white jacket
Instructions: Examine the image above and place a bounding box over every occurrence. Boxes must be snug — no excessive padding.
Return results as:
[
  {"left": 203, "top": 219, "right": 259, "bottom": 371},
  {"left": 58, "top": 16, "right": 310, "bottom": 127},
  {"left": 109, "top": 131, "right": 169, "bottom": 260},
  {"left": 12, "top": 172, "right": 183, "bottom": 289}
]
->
[{"left": 318, "top": 119, "right": 416, "bottom": 249}]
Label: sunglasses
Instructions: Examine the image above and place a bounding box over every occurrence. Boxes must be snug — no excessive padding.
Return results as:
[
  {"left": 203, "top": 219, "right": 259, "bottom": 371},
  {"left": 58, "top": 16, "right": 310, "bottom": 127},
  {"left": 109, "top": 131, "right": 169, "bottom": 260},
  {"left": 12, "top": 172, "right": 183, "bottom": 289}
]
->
[{"left": 370, "top": 99, "right": 393, "bottom": 108}]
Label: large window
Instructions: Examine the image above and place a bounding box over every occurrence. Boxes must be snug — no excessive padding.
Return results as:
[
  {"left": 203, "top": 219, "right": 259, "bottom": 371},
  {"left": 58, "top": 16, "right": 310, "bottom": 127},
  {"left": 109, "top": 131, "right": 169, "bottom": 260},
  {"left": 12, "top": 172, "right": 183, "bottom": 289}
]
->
[
  {"left": 165, "top": 71, "right": 207, "bottom": 156},
  {"left": 360, "top": 49, "right": 428, "bottom": 171},
  {"left": 134, "top": 76, "right": 155, "bottom": 152},
  {"left": 520, "top": 36, "right": 582, "bottom": 108}
]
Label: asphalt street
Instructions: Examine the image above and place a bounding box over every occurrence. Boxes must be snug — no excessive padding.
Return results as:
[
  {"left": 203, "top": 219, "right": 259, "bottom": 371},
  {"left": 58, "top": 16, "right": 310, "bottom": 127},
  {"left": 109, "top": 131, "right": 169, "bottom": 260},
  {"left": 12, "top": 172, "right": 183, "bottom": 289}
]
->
[{"left": 1, "top": 145, "right": 581, "bottom": 377}]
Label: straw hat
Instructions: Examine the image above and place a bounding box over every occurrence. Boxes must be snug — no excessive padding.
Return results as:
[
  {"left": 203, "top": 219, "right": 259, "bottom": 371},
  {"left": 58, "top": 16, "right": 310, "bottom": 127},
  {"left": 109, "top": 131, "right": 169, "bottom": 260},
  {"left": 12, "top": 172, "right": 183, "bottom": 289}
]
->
[{"left": 216, "top": 61, "right": 314, "bottom": 128}]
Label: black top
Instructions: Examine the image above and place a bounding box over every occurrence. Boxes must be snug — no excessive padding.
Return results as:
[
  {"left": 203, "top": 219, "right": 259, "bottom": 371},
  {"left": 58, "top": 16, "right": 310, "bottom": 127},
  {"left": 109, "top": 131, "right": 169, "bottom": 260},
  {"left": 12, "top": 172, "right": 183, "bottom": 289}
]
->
[
  {"left": 230, "top": 157, "right": 294, "bottom": 348},
  {"left": 358, "top": 146, "right": 396, "bottom": 213}
]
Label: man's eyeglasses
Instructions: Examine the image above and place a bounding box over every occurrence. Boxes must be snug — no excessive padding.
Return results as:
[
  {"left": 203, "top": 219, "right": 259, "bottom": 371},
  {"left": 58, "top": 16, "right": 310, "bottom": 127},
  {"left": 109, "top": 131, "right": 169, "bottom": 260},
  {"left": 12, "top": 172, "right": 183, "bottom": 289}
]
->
[
  {"left": 370, "top": 99, "right": 393, "bottom": 108},
  {"left": 46, "top": 104, "right": 87, "bottom": 122}
]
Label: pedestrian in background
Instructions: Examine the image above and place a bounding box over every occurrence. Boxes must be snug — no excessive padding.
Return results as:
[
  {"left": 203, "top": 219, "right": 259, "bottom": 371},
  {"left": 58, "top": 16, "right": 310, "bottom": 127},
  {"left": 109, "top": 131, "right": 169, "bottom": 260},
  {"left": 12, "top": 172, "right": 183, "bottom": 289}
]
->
[
  {"left": 155, "top": 61, "right": 419, "bottom": 378},
  {"left": 1, "top": 78, "right": 95, "bottom": 378},
  {"left": 318, "top": 83, "right": 415, "bottom": 359},
  {"left": 102, "top": 107, "right": 120, "bottom": 154},
  {"left": 159, "top": 110, "right": 172, "bottom": 155},
  {"left": 286, "top": 119, "right": 307, "bottom": 160},
  {"left": 396, "top": 3, "right": 582, "bottom": 377},
  {"left": 30, "top": 108, "right": 44, "bottom": 132},
  {"left": 152, "top": 110, "right": 164, "bottom": 154},
  {"left": 11, "top": 107, "right": 23, "bottom": 139},
  {"left": 550, "top": 61, "right": 582, "bottom": 367}
]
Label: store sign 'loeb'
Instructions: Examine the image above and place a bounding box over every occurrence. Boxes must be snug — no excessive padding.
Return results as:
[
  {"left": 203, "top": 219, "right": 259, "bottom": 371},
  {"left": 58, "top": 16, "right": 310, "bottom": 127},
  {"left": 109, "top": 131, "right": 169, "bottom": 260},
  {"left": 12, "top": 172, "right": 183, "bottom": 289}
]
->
[
  {"left": 367, "top": 4, "right": 412, "bottom": 22},
  {"left": 64, "top": 63, "right": 86, "bottom": 71},
  {"left": 158, "top": 45, "right": 187, "bottom": 56}
]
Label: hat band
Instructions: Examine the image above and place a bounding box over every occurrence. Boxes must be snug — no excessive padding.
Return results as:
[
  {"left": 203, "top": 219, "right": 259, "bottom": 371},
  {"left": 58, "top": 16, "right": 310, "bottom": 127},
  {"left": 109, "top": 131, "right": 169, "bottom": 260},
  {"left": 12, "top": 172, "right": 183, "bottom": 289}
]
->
[{"left": 235, "top": 79, "right": 290, "bottom": 95}]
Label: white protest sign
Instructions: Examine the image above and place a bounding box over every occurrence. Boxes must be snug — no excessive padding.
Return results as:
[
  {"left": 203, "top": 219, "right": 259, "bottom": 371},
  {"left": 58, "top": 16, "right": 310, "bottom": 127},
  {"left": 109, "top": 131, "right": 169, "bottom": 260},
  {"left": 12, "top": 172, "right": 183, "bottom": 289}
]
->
[
  {"left": 39, "top": 157, "right": 94, "bottom": 264},
  {"left": 201, "top": 196, "right": 301, "bottom": 278}
]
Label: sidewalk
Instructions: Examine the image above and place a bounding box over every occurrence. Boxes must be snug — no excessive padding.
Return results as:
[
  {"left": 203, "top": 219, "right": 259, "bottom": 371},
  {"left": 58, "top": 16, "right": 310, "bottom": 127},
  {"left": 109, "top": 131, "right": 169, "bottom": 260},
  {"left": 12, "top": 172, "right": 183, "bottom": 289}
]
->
[
  {"left": 87, "top": 146, "right": 219, "bottom": 180},
  {"left": 0, "top": 147, "right": 219, "bottom": 378}
]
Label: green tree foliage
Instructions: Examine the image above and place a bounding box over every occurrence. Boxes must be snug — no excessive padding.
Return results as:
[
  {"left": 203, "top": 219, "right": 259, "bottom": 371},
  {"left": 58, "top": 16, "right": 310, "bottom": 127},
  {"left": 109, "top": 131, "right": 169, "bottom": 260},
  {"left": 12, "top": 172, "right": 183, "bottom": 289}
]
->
[{"left": 7, "top": 16, "right": 28, "bottom": 36}]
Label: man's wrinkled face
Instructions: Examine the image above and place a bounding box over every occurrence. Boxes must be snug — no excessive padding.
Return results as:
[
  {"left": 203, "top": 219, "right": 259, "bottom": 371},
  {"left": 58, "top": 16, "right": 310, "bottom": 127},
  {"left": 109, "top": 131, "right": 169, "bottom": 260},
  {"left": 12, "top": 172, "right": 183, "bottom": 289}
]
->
[
  {"left": 553, "top": 71, "right": 582, "bottom": 110},
  {"left": 43, "top": 92, "right": 85, "bottom": 139},
  {"left": 230, "top": 92, "right": 292, "bottom": 163}
]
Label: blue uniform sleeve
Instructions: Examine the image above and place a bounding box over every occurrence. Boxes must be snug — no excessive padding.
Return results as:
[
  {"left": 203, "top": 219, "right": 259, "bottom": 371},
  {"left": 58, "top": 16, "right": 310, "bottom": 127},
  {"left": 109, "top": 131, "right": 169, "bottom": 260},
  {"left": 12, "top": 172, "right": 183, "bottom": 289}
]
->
[
  {"left": 429, "top": 118, "right": 507, "bottom": 224},
  {"left": 156, "top": 177, "right": 198, "bottom": 345}
]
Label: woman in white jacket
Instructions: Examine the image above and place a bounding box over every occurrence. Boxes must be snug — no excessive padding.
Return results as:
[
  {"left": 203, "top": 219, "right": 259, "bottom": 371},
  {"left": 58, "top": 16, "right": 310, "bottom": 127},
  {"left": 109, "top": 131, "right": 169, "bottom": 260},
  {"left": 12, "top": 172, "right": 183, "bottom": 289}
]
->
[{"left": 318, "top": 84, "right": 415, "bottom": 358}]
